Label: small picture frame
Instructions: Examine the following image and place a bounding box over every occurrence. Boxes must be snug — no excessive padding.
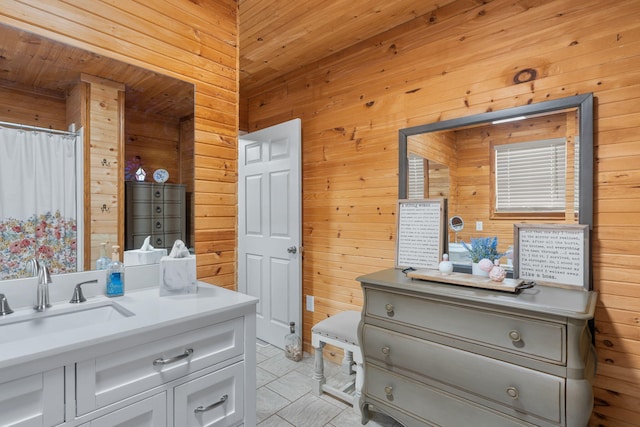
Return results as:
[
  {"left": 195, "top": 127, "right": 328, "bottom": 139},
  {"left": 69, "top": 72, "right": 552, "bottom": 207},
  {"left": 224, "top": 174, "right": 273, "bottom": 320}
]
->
[
  {"left": 396, "top": 199, "right": 445, "bottom": 270},
  {"left": 513, "top": 224, "right": 590, "bottom": 289}
]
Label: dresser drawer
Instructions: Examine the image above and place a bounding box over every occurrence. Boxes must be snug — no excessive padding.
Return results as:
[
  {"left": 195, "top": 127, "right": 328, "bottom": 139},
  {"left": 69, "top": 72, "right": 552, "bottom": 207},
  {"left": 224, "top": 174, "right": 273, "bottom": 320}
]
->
[
  {"left": 362, "top": 324, "right": 564, "bottom": 423},
  {"left": 365, "top": 364, "right": 535, "bottom": 427},
  {"left": 76, "top": 317, "right": 244, "bottom": 415},
  {"left": 365, "top": 288, "right": 566, "bottom": 364}
]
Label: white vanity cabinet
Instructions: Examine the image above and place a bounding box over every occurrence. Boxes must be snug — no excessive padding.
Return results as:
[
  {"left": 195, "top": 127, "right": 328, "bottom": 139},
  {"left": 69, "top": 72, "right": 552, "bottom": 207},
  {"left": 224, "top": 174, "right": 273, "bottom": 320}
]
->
[
  {"left": 0, "top": 368, "right": 65, "bottom": 427},
  {"left": 357, "top": 268, "right": 597, "bottom": 427},
  {"left": 0, "top": 283, "right": 257, "bottom": 427}
]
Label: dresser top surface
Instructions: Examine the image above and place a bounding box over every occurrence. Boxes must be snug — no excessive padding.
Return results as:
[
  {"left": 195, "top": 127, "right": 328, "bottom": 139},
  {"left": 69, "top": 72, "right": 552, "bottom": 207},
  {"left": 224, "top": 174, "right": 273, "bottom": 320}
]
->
[{"left": 358, "top": 268, "right": 597, "bottom": 319}]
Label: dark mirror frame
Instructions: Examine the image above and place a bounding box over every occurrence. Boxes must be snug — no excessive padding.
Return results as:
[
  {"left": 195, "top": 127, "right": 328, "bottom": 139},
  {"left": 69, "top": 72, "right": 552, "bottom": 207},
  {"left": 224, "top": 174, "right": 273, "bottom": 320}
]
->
[
  {"left": 399, "top": 94, "right": 594, "bottom": 288},
  {"left": 399, "top": 93, "right": 594, "bottom": 230}
]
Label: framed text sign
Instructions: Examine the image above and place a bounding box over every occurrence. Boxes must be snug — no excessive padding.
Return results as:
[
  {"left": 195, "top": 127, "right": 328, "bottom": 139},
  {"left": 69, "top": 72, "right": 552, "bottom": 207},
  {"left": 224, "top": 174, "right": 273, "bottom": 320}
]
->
[
  {"left": 513, "top": 224, "right": 590, "bottom": 289},
  {"left": 396, "top": 199, "right": 445, "bottom": 270}
]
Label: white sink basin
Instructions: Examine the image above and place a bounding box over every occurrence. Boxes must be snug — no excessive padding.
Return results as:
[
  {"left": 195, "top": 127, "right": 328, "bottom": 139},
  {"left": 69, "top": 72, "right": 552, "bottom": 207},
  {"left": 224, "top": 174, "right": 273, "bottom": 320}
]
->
[{"left": 0, "top": 300, "right": 134, "bottom": 344}]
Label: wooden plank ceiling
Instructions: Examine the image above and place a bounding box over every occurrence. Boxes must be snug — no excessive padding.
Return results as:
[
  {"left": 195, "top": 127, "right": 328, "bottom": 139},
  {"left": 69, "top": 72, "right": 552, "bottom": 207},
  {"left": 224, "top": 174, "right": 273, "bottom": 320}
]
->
[
  {"left": 0, "top": 23, "right": 193, "bottom": 120},
  {"left": 239, "top": 0, "right": 458, "bottom": 92}
]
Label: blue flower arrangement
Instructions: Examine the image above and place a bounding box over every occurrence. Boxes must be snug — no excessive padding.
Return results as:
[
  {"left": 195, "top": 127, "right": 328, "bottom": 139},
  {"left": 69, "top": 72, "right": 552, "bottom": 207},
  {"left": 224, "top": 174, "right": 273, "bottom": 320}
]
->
[{"left": 461, "top": 237, "right": 504, "bottom": 263}]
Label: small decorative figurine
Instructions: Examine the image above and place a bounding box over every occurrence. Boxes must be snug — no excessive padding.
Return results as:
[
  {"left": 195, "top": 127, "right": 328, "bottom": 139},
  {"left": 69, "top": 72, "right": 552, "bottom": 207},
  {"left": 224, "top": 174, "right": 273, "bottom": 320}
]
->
[
  {"left": 439, "top": 253, "right": 454, "bottom": 275},
  {"left": 489, "top": 259, "right": 507, "bottom": 282}
]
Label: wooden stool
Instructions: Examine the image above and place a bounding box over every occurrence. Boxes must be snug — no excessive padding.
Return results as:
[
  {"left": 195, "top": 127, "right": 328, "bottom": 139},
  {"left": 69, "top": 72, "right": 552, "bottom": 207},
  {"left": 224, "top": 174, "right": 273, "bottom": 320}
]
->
[{"left": 311, "top": 311, "right": 362, "bottom": 412}]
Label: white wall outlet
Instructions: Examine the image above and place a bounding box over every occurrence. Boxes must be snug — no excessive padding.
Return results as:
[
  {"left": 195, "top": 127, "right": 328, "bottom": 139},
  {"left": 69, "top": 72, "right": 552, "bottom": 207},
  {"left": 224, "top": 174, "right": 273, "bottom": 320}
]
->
[
  {"left": 306, "top": 295, "right": 314, "bottom": 312},
  {"left": 476, "top": 221, "right": 483, "bottom": 231}
]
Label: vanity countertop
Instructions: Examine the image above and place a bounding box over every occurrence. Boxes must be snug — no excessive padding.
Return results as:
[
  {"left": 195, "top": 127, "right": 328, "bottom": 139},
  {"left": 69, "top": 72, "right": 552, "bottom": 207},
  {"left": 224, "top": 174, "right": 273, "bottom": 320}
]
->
[{"left": 0, "top": 283, "right": 258, "bottom": 382}]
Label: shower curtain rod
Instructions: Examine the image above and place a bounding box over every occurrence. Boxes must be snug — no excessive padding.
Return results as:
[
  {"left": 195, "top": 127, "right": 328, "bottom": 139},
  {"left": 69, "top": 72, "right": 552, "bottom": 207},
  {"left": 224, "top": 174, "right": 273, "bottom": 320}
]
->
[{"left": 0, "top": 120, "right": 78, "bottom": 136}]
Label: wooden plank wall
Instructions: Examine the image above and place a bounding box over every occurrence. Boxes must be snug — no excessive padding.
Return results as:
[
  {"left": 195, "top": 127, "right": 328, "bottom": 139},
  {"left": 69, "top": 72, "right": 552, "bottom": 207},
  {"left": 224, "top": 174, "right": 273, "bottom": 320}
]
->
[
  {"left": 0, "top": 0, "right": 239, "bottom": 288},
  {"left": 0, "top": 88, "right": 67, "bottom": 129},
  {"left": 243, "top": 0, "right": 640, "bottom": 425}
]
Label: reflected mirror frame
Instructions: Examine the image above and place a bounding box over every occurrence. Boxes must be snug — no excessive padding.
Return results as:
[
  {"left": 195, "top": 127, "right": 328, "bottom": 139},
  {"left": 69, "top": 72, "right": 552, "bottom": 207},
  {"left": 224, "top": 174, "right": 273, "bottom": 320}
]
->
[{"left": 398, "top": 93, "right": 594, "bottom": 231}]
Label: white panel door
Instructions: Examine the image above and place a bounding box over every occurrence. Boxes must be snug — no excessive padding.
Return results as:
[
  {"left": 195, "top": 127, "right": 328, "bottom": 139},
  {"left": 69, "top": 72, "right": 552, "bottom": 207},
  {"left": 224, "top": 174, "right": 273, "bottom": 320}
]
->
[{"left": 238, "top": 119, "right": 301, "bottom": 348}]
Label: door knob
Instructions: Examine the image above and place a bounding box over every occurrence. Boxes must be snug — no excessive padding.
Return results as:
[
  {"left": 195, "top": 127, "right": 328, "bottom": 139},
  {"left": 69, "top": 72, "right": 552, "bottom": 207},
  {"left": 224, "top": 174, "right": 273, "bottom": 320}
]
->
[{"left": 287, "top": 246, "right": 297, "bottom": 254}]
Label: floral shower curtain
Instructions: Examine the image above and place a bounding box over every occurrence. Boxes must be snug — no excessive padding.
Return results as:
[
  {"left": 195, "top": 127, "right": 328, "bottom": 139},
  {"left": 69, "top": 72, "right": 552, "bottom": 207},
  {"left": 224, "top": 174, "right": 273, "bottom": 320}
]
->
[{"left": 0, "top": 126, "right": 78, "bottom": 279}]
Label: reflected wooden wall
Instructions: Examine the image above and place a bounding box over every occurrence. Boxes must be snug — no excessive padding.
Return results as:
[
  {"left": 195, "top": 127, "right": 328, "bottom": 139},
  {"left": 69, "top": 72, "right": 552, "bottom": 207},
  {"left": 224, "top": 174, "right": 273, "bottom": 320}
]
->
[
  {"left": 243, "top": 0, "right": 640, "bottom": 425},
  {"left": 0, "top": 0, "right": 238, "bottom": 287}
]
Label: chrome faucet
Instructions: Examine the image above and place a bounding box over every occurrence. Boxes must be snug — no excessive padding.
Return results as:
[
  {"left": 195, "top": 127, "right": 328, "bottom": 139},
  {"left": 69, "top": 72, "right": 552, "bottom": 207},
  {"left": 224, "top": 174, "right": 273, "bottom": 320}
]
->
[
  {"left": 0, "top": 293, "right": 13, "bottom": 315},
  {"left": 30, "top": 259, "right": 52, "bottom": 312}
]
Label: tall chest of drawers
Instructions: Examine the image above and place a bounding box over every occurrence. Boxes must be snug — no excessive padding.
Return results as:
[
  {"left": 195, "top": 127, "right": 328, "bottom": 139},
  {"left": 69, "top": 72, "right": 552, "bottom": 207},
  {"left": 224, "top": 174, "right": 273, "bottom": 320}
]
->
[
  {"left": 125, "top": 181, "right": 186, "bottom": 251},
  {"left": 357, "top": 268, "right": 597, "bottom": 427}
]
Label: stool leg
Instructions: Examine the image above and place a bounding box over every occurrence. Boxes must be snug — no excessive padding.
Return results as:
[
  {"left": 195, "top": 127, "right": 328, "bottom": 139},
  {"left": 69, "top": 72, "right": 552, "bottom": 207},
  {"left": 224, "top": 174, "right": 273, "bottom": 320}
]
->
[
  {"left": 312, "top": 342, "right": 326, "bottom": 395},
  {"left": 342, "top": 350, "right": 354, "bottom": 375},
  {"left": 353, "top": 361, "right": 363, "bottom": 414}
]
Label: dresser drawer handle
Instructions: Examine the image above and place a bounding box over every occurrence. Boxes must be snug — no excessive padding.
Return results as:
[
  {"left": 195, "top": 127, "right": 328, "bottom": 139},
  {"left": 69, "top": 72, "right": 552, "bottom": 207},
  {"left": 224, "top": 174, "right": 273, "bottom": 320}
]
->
[
  {"left": 194, "top": 394, "right": 228, "bottom": 413},
  {"left": 506, "top": 386, "right": 519, "bottom": 399},
  {"left": 384, "top": 386, "right": 393, "bottom": 397},
  {"left": 381, "top": 346, "right": 391, "bottom": 355},
  {"left": 385, "top": 303, "right": 394, "bottom": 315},
  {"left": 508, "top": 330, "right": 522, "bottom": 342},
  {"left": 153, "top": 348, "right": 194, "bottom": 366}
]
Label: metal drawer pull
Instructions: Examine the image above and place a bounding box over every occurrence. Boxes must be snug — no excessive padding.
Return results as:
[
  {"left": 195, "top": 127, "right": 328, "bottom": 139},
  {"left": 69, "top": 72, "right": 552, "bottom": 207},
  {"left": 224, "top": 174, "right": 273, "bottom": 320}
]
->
[
  {"left": 153, "top": 348, "right": 194, "bottom": 366},
  {"left": 385, "top": 303, "right": 394, "bottom": 315},
  {"left": 384, "top": 386, "right": 393, "bottom": 397},
  {"left": 381, "top": 346, "right": 391, "bottom": 355},
  {"left": 194, "top": 394, "right": 228, "bottom": 413},
  {"left": 508, "top": 330, "right": 522, "bottom": 342},
  {"left": 506, "top": 386, "right": 519, "bottom": 399}
]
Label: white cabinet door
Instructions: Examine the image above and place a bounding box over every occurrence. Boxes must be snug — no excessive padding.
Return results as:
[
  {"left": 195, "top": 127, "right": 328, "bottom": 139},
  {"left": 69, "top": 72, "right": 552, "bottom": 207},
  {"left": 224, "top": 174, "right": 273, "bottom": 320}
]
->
[
  {"left": 82, "top": 392, "right": 167, "bottom": 427},
  {"left": 0, "top": 368, "right": 64, "bottom": 427},
  {"left": 174, "top": 362, "right": 244, "bottom": 427}
]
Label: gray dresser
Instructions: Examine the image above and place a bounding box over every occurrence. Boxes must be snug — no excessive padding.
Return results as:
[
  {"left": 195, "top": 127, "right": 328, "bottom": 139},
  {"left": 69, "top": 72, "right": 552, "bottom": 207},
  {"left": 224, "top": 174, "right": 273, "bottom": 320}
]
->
[
  {"left": 357, "top": 268, "right": 597, "bottom": 427},
  {"left": 125, "top": 181, "right": 186, "bottom": 251}
]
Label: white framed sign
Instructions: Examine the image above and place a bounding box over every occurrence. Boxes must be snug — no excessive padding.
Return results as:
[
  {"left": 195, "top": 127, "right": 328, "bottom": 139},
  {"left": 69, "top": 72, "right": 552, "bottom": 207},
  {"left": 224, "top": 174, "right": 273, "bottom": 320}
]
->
[
  {"left": 513, "top": 224, "right": 590, "bottom": 289},
  {"left": 396, "top": 199, "right": 445, "bottom": 270}
]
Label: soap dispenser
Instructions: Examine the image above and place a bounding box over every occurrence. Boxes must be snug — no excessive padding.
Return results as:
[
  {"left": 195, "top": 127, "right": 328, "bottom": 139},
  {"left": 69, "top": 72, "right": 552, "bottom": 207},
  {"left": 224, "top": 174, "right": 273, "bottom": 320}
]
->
[
  {"left": 106, "top": 245, "right": 124, "bottom": 297},
  {"left": 96, "top": 242, "right": 110, "bottom": 270}
]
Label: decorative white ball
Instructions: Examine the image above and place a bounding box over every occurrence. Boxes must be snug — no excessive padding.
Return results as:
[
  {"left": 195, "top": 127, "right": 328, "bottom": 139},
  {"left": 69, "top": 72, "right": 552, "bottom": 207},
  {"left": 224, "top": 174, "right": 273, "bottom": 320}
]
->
[{"left": 439, "top": 254, "right": 454, "bottom": 275}]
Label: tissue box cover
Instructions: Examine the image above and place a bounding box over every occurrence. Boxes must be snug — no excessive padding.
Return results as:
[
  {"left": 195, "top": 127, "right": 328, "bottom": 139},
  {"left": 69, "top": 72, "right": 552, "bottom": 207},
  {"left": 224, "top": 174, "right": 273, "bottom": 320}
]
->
[
  {"left": 124, "top": 249, "right": 167, "bottom": 266},
  {"left": 159, "top": 255, "right": 197, "bottom": 296}
]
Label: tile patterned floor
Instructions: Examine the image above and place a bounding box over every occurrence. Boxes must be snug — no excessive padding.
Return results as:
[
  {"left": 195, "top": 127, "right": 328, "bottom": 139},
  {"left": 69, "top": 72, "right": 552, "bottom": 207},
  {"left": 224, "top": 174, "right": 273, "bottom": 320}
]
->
[{"left": 256, "top": 341, "right": 403, "bottom": 426}]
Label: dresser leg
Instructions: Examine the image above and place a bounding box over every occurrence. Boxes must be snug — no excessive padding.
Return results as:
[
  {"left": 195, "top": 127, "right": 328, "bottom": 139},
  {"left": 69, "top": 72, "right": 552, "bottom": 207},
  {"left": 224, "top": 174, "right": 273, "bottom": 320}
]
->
[{"left": 312, "top": 342, "right": 326, "bottom": 395}]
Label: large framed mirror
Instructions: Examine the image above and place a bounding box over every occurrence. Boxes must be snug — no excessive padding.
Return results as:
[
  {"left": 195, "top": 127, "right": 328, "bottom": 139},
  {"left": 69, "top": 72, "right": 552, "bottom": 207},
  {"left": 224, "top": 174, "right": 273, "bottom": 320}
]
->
[
  {"left": 399, "top": 94, "right": 593, "bottom": 280},
  {"left": 0, "top": 23, "right": 195, "bottom": 280}
]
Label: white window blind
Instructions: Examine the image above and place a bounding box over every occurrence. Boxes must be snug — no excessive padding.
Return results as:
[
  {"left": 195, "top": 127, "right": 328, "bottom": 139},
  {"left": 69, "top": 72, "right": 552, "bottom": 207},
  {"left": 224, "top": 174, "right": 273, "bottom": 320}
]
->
[
  {"left": 494, "top": 138, "right": 566, "bottom": 212},
  {"left": 407, "top": 154, "right": 425, "bottom": 199}
]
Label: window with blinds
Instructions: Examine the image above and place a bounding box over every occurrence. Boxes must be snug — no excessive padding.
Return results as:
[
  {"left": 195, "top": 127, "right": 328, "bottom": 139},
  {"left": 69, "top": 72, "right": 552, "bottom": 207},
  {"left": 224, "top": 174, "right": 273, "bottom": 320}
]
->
[
  {"left": 494, "top": 138, "right": 567, "bottom": 212},
  {"left": 407, "top": 153, "right": 425, "bottom": 199}
]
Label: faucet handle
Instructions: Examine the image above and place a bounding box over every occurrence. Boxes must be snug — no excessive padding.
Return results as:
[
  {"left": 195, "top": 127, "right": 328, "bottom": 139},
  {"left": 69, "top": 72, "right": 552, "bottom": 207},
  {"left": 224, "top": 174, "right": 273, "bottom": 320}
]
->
[
  {"left": 0, "top": 294, "right": 13, "bottom": 316},
  {"left": 70, "top": 280, "right": 99, "bottom": 303}
]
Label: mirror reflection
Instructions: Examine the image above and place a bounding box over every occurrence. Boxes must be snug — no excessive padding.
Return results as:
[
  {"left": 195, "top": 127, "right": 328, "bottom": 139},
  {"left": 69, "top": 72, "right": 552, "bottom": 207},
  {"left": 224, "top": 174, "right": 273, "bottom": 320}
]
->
[
  {"left": 399, "top": 94, "right": 593, "bottom": 270},
  {"left": 0, "top": 23, "right": 195, "bottom": 280}
]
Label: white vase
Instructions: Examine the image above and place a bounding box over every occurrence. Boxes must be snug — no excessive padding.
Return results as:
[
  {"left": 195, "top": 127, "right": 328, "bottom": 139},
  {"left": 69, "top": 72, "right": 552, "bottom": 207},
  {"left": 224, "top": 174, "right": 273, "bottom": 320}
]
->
[{"left": 472, "top": 262, "right": 489, "bottom": 277}]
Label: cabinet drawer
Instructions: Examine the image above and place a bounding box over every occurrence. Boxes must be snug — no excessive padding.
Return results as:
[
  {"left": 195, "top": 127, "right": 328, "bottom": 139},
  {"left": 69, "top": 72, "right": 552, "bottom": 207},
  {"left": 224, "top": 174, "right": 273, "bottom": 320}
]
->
[
  {"left": 174, "top": 362, "right": 244, "bottom": 427},
  {"left": 365, "top": 364, "right": 535, "bottom": 427},
  {"left": 365, "top": 288, "right": 565, "bottom": 364},
  {"left": 163, "top": 186, "right": 184, "bottom": 202},
  {"left": 129, "top": 183, "right": 153, "bottom": 200},
  {"left": 0, "top": 368, "right": 64, "bottom": 427},
  {"left": 81, "top": 392, "right": 167, "bottom": 427},
  {"left": 76, "top": 317, "right": 244, "bottom": 415},
  {"left": 362, "top": 324, "right": 564, "bottom": 423}
]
